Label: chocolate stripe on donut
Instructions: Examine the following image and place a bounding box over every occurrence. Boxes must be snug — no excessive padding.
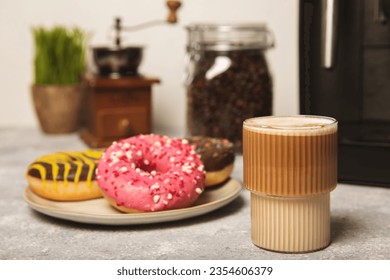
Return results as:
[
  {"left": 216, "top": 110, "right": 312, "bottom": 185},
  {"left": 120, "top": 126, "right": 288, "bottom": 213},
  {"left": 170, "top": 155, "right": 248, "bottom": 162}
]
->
[{"left": 27, "top": 150, "right": 102, "bottom": 187}]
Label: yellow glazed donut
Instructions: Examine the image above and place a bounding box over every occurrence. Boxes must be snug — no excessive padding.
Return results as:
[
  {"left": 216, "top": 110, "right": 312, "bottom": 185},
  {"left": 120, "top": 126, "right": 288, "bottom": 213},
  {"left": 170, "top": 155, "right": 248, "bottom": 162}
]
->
[{"left": 26, "top": 150, "right": 103, "bottom": 201}]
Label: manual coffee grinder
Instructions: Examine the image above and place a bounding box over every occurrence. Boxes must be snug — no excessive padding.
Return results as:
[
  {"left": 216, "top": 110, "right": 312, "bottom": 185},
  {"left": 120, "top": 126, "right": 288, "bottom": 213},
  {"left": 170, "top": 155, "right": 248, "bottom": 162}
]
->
[{"left": 81, "top": 1, "right": 181, "bottom": 148}]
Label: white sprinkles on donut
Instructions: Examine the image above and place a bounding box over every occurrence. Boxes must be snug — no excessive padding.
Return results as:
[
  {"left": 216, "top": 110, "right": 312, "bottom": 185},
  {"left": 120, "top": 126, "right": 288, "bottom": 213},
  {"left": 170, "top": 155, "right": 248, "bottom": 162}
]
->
[{"left": 96, "top": 134, "right": 206, "bottom": 212}]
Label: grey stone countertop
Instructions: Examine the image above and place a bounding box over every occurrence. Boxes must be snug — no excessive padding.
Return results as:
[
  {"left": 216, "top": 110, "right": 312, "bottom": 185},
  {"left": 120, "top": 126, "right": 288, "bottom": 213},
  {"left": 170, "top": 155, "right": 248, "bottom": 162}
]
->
[{"left": 0, "top": 127, "right": 389, "bottom": 260}]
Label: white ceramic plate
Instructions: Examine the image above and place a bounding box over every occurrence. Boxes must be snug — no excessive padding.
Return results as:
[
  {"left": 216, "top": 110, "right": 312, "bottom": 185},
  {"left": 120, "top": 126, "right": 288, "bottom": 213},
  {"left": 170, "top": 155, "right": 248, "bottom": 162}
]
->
[{"left": 24, "top": 178, "right": 242, "bottom": 225}]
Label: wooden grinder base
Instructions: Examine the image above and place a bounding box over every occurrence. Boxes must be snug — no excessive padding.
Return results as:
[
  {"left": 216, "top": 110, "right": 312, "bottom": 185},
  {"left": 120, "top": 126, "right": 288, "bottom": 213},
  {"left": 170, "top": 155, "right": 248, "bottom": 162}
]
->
[{"left": 80, "top": 75, "right": 160, "bottom": 148}]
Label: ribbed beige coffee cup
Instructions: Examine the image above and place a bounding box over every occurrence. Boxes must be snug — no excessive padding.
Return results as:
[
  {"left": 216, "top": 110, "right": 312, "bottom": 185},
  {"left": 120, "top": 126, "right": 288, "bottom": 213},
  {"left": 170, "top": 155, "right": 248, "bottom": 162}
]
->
[{"left": 243, "top": 115, "right": 337, "bottom": 253}]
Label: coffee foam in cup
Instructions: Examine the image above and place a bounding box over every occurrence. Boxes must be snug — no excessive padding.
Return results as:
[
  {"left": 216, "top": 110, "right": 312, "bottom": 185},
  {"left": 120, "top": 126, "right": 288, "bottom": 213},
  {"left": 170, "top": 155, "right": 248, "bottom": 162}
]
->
[{"left": 243, "top": 115, "right": 337, "bottom": 136}]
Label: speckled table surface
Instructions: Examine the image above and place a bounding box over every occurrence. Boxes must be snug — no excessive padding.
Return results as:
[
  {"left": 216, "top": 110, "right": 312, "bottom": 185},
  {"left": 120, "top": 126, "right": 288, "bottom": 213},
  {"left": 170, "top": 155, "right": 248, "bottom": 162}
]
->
[{"left": 0, "top": 127, "right": 389, "bottom": 260}]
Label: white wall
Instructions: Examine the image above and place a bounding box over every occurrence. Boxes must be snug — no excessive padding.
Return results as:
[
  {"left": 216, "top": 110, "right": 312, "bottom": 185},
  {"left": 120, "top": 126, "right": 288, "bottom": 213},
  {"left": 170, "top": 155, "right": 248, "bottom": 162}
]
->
[{"left": 0, "top": 0, "right": 299, "bottom": 136}]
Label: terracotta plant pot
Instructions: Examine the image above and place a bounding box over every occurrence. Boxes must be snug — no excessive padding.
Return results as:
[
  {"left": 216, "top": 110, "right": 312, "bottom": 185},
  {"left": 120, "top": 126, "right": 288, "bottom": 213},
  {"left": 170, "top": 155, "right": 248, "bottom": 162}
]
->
[{"left": 31, "top": 84, "right": 85, "bottom": 134}]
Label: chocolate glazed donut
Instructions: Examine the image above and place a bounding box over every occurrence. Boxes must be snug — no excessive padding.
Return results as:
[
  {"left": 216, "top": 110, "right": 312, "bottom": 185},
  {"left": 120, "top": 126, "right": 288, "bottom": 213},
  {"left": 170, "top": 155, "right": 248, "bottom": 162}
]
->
[
  {"left": 187, "top": 136, "right": 235, "bottom": 187},
  {"left": 26, "top": 150, "right": 103, "bottom": 201}
]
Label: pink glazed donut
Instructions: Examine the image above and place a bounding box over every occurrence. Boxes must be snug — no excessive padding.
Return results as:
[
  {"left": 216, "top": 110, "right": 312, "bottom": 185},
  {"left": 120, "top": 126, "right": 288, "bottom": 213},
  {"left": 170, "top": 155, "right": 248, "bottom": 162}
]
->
[{"left": 96, "top": 134, "right": 206, "bottom": 213}]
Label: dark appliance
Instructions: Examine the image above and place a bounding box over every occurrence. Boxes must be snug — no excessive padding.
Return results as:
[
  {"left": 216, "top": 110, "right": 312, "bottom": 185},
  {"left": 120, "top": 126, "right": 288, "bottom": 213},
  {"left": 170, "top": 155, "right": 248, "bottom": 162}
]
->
[{"left": 299, "top": 0, "right": 390, "bottom": 186}]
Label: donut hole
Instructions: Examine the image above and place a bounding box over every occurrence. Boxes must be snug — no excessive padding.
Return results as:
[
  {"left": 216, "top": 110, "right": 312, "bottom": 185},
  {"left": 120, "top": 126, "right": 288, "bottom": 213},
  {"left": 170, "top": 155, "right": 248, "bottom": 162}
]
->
[
  {"left": 134, "top": 158, "right": 156, "bottom": 173},
  {"left": 133, "top": 157, "right": 169, "bottom": 175}
]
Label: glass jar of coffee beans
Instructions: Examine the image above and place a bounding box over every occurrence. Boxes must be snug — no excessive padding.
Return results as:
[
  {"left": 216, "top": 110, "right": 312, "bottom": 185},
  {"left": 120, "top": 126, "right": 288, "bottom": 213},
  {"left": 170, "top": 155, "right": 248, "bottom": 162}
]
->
[{"left": 185, "top": 23, "right": 274, "bottom": 152}]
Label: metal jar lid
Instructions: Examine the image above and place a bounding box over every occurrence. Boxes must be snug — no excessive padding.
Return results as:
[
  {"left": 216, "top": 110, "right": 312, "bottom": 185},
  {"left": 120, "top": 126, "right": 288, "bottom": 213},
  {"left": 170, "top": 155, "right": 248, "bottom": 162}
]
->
[{"left": 186, "top": 23, "right": 275, "bottom": 51}]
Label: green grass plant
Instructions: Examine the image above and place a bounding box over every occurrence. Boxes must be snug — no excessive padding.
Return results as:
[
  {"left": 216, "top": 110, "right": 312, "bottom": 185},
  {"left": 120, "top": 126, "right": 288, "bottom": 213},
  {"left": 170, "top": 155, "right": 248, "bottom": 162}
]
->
[{"left": 33, "top": 26, "right": 86, "bottom": 85}]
